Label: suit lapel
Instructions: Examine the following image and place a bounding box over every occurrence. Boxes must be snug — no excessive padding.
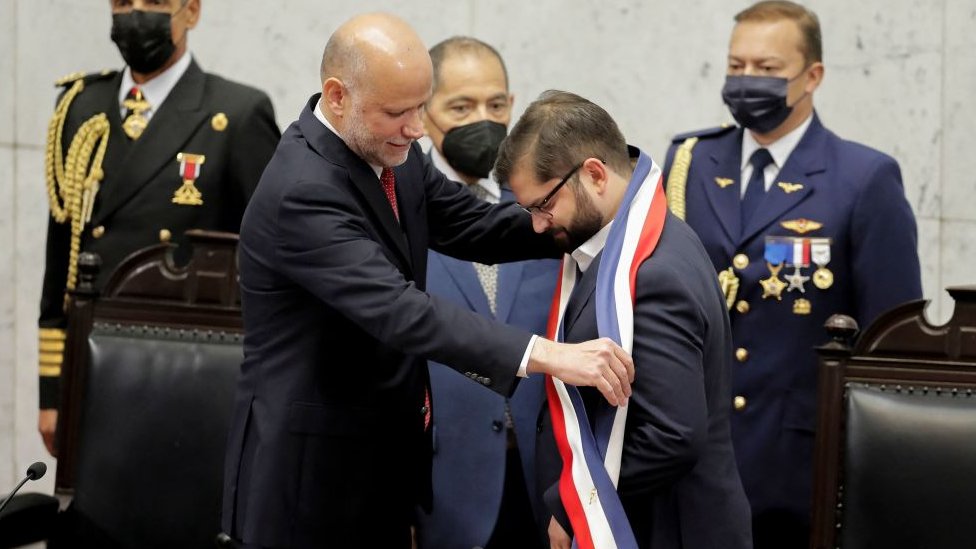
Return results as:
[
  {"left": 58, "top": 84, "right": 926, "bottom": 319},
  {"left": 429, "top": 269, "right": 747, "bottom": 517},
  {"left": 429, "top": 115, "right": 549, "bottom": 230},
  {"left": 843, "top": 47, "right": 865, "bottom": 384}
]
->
[
  {"left": 701, "top": 130, "right": 744, "bottom": 244},
  {"left": 297, "top": 95, "right": 412, "bottom": 270},
  {"left": 394, "top": 161, "right": 425, "bottom": 278},
  {"left": 438, "top": 253, "right": 492, "bottom": 316},
  {"left": 739, "top": 115, "right": 826, "bottom": 244},
  {"left": 92, "top": 61, "right": 209, "bottom": 226}
]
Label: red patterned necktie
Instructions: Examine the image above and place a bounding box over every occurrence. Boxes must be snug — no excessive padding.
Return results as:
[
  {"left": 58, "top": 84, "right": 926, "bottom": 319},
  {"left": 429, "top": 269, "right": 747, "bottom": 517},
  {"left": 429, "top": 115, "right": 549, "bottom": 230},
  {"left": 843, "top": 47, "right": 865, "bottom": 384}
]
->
[
  {"left": 380, "top": 167, "right": 430, "bottom": 428},
  {"left": 380, "top": 167, "right": 400, "bottom": 220}
]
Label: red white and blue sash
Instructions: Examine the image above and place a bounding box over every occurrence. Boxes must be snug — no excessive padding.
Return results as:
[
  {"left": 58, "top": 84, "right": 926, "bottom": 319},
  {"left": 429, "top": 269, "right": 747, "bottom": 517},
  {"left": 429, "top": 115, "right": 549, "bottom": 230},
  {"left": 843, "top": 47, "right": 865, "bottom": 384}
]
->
[{"left": 544, "top": 149, "right": 667, "bottom": 549}]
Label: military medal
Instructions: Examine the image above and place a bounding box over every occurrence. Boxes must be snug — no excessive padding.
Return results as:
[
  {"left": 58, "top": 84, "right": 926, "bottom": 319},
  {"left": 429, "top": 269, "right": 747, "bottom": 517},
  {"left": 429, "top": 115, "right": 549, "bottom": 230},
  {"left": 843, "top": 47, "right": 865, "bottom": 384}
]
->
[
  {"left": 785, "top": 266, "right": 809, "bottom": 293},
  {"left": 760, "top": 239, "right": 790, "bottom": 300},
  {"left": 785, "top": 238, "right": 810, "bottom": 292},
  {"left": 122, "top": 87, "right": 151, "bottom": 140},
  {"left": 173, "top": 153, "right": 205, "bottom": 206},
  {"left": 810, "top": 238, "right": 834, "bottom": 289},
  {"left": 793, "top": 298, "right": 812, "bottom": 315}
]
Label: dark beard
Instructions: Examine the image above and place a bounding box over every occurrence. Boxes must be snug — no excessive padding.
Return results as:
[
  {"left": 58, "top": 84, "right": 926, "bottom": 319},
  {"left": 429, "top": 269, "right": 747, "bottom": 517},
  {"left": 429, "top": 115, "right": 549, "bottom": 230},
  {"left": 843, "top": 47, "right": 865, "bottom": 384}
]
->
[{"left": 554, "top": 184, "right": 604, "bottom": 253}]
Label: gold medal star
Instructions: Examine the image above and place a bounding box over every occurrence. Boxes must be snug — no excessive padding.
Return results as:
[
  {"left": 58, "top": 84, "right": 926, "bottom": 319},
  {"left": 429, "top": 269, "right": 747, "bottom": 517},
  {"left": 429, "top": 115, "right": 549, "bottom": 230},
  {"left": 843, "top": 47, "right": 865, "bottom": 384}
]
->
[{"left": 760, "top": 262, "right": 788, "bottom": 300}]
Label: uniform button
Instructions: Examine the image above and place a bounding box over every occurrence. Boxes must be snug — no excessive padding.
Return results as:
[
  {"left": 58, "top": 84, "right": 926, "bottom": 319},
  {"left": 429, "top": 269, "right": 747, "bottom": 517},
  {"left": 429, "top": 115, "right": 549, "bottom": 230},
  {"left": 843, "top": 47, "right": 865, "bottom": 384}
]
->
[
  {"left": 735, "top": 300, "right": 750, "bottom": 314},
  {"left": 159, "top": 229, "right": 172, "bottom": 243},
  {"left": 735, "top": 348, "right": 749, "bottom": 362},
  {"left": 732, "top": 253, "right": 749, "bottom": 270},
  {"left": 91, "top": 225, "right": 105, "bottom": 239},
  {"left": 491, "top": 420, "right": 503, "bottom": 432},
  {"left": 481, "top": 377, "right": 492, "bottom": 386},
  {"left": 537, "top": 425, "right": 544, "bottom": 434},
  {"left": 733, "top": 396, "right": 747, "bottom": 411},
  {"left": 420, "top": 406, "right": 429, "bottom": 416}
]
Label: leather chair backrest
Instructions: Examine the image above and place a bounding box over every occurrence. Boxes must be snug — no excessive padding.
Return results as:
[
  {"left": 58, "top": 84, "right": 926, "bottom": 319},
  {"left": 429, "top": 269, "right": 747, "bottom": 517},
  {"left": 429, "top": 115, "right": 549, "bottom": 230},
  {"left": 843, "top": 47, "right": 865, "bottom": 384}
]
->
[
  {"left": 839, "top": 384, "right": 976, "bottom": 548},
  {"left": 71, "top": 323, "right": 242, "bottom": 549}
]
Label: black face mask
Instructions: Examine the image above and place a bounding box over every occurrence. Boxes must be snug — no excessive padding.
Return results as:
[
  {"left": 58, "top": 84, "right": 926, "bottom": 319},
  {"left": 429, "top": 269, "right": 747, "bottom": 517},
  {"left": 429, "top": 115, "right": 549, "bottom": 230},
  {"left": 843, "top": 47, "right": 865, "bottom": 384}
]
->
[
  {"left": 111, "top": 10, "right": 176, "bottom": 74},
  {"left": 440, "top": 120, "right": 508, "bottom": 179},
  {"left": 721, "top": 73, "right": 806, "bottom": 134}
]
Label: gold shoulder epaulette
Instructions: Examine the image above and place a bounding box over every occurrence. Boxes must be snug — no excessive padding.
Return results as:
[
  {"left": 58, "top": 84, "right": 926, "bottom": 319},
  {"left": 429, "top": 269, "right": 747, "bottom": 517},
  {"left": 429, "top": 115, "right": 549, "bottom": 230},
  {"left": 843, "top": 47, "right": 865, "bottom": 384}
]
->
[
  {"left": 54, "top": 69, "right": 117, "bottom": 88},
  {"left": 54, "top": 71, "right": 85, "bottom": 87}
]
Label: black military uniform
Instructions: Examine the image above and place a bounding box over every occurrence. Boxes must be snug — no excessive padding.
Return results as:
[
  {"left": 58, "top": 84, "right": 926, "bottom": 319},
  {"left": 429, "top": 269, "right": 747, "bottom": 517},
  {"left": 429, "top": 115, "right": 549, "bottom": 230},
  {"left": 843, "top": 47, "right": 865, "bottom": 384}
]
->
[{"left": 39, "top": 59, "right": 280, "bottom": 409}]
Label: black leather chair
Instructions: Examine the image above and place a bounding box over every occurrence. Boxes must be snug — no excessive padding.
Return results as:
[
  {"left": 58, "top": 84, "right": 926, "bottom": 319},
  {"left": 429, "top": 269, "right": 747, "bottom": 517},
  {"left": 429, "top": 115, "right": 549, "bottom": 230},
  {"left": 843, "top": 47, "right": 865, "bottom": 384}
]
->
[
  {"left": 2, "top": 231, "right": 243, "bottom": 549},
  {"left": 811, "top": 286, "right": 976, "bottom": 549}
]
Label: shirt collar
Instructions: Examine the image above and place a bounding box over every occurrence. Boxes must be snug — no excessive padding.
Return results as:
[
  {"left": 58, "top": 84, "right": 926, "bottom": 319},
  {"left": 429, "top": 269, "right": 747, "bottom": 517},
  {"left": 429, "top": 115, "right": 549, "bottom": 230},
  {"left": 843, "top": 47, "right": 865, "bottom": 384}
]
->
[
  {"left": 118, "top": 50, "right": 192, "bottom": 115},
  {"left": 571, "top": 221, "right": 613, "bottom": 274},
  {"left": 740, "top": 112, "right": 814, "bottom": 171},
  {"left": 429, "top": 146, "right": 501, "bottom": 203}
]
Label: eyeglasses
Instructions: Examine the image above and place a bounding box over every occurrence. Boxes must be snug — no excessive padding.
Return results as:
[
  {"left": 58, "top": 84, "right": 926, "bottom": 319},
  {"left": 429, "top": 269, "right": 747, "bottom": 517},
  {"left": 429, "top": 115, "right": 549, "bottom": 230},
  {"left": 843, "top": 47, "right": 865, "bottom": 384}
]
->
[
  {"left": 519, "top": 162, "right": 584, "bottom": 218},
  {"left": 519, "top": 158, "right": 606, "bottom": 218}
]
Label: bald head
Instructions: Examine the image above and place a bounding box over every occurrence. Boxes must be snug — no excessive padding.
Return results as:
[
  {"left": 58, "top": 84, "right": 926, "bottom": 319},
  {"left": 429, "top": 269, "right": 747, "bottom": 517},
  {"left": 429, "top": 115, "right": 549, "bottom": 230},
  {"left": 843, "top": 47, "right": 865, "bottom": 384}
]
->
[
  {"left": 318, "top": 13, "right": 433, "bottom": 168},
  {"left": 320, "top": 13, "right": 431, "bottom": 89}
]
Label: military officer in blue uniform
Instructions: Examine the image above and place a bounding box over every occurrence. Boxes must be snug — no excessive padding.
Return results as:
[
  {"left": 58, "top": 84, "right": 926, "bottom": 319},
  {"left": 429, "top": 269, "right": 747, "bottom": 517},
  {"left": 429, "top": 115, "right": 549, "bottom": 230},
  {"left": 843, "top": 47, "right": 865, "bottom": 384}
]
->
[
  {"left": 37, "top": 0, "right": 279, "bottom": 456},
  {"left": 662, "top": 2, "right": 922, "bottom": 548},
  {"left": 415, "top": 37, "right": 558, "bottom": 549}
]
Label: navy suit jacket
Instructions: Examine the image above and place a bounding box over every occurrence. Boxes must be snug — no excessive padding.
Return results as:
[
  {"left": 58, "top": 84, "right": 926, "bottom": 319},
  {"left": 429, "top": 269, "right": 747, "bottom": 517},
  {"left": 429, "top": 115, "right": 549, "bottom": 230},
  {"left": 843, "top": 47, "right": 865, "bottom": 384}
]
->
[
  {"left": 221, "top": 95, "right": 558, "bottom": 548},
  {"left": 535, "top": 212, "right": 752, "bottom": 549},
  {"left": 662, "top": 113, "right": 921, "bottom": 532},
  {"left": 417, "top": 185, "right": 560, "bottom": 549}
]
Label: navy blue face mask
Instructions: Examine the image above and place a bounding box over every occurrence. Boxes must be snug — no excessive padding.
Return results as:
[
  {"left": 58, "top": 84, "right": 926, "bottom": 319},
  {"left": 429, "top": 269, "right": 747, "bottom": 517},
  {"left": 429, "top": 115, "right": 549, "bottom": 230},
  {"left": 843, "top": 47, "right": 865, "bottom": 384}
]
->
[{"left": 721, "top": 72, "right": 807, "bottom": 134}]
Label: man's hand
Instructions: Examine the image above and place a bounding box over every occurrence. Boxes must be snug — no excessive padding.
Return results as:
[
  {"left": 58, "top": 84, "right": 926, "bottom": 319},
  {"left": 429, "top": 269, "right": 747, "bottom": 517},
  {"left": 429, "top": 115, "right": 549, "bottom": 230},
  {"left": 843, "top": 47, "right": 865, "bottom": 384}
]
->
[
  {"left": 38, "top": 408, "right": 58, "bottom": 457},
  {"left": 528, "top": 338, "right": 634, "bottom": 406},
  {"left": 548, "top": 516, "right": 572, "bottom": 549}
]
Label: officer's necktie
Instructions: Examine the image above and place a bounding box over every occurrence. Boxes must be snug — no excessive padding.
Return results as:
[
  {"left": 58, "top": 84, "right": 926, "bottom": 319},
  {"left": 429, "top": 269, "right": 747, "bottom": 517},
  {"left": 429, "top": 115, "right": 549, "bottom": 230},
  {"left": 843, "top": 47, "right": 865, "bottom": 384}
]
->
[
  {"left": 380, "top": 167, "right": 400, "bottom": 221},
  {"left": 468, "top": 184, "right": 499, "bottom": 315},
  {"left": 121, "top": 86, "right": 151, "bottom": 140},
  {"left": 741, "top": 148, "right": 774, "bottom": 226}
]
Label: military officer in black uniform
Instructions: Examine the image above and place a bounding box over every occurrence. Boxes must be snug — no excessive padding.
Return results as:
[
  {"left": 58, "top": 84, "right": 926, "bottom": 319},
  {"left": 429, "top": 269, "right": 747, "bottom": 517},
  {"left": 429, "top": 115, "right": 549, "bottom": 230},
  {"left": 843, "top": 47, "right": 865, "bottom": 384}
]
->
[{"left": 37, "top": 0, "right": 280, "bottom": 455}]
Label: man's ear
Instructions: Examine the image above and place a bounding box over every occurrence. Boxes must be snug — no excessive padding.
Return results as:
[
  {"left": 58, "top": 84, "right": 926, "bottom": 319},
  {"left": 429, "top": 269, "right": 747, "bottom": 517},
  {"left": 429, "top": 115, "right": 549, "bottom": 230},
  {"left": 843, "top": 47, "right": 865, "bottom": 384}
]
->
[
  {"left": 184, "top": 0, "right": 201, "bottom": 30},
  {"left": 584, "top": 157, "right": 610, "bottom": 195},
  {"left": 804, "top": 62, "right": 825, "bottom": 94},
  {"left": 322, "top": 77, "right": 347, "bottom": 117}
]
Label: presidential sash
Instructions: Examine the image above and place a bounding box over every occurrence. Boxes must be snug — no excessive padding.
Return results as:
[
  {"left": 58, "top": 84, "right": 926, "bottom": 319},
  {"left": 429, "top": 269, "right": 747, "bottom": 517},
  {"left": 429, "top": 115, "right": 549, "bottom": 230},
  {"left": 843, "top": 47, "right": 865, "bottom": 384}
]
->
[{"left": 545, "top": 149, "right": 667, "bottom": 549}]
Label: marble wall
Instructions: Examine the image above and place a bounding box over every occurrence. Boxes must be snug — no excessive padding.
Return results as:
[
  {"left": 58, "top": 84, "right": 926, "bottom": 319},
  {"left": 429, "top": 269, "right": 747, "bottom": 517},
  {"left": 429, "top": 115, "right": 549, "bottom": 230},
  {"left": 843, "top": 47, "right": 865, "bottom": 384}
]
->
[{"left": 2, "top": 0, "right": 974, "bottom": 490}]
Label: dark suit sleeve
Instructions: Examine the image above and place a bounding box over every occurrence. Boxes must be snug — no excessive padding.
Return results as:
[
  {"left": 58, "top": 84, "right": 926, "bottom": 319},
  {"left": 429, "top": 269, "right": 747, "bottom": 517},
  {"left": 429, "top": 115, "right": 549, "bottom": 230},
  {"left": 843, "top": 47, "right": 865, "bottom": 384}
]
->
[
  {"left": 849, "top": 155, "right": 922, "bottom": 325},
  {"left": 616, "top": 258, "right": 709, "bottom": 497},
  {"left": 421, "top": 154, "right": 560, "bottom": 264},
  {"left": 37, "top": 214, "right": 72, "bottom": 409},
  {"left": 274, "top": 180, "right": 531, "bottom": 397},
  {"left": 227, "top": 92, "right": 279, "bottom": 206}
]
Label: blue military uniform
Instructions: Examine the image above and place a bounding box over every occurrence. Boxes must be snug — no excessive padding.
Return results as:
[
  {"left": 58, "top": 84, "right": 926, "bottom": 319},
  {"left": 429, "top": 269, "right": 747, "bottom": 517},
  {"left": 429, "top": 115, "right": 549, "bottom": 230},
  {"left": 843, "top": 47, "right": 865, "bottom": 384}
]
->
[
  {"left": 663, "top": 112, "right": 921, "bottom": 548},
  {"left": 417, "top": 183, "right": 559, "bottom": 549}
]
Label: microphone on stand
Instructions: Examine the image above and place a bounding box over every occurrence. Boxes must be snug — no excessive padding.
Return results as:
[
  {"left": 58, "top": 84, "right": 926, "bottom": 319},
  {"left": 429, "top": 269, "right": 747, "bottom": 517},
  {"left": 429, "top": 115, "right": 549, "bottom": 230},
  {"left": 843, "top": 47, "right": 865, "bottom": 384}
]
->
[{"left": 0, "top": 462, "right": 47, "bottom": 515}]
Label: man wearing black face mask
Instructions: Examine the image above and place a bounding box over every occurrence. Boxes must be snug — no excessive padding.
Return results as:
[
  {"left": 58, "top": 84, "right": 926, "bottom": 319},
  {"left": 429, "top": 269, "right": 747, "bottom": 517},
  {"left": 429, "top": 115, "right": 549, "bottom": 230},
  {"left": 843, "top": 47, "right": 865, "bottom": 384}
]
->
[
  {"left": 662, "top": 2, "right": 921, "bottom": 549},
  {"left": 37, "top": 0, "right": 279, "bottom": 462},
  {"left": 415, "top": 37, "right": 558, "bottom": 549}
]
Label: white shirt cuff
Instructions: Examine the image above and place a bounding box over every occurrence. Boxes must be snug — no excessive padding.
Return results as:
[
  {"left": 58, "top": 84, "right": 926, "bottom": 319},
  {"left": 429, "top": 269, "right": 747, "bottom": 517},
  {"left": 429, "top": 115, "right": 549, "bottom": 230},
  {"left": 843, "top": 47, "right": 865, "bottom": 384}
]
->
[{"left": 517, "top": 334, "right": 538, "bottom": 378}]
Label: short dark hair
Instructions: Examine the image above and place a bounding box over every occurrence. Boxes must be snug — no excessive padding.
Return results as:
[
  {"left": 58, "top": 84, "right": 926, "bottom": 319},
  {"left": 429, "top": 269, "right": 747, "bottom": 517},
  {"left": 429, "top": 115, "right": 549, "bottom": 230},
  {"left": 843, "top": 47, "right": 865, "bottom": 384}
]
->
[
  {"left": 429, "top": 36, "right": 509, "bottom": 92},
  {"left": 735, "top": 1, "right": 823, "bottom": 64},
  {"left": 494, "top": 90, "right": 630, "bottom": 187}
]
